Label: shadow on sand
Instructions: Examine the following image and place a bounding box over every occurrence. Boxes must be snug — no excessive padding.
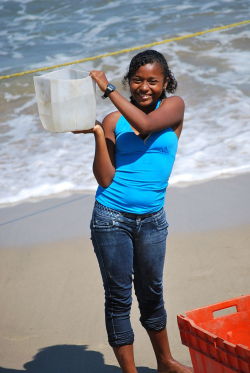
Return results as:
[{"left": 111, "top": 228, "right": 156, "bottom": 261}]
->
[{"left": 0, "top": 344, "right": 156, "bottom": 373}]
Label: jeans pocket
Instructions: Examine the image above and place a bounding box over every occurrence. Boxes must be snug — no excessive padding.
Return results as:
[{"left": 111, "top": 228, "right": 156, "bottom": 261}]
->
[
  {"left": 153, "top": 211, "right": 169, "bottom": 231},
  {"left": 91, "top": 215, "right": 115, "bottom": 230}
]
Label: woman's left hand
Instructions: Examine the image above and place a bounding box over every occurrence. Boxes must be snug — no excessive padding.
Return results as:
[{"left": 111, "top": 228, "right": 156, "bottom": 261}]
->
[
  {"left": 89, "top": 70, "right": 109, "bottom": 92},
  {"left": 72, "top": 120, "right": 102, "bottom": 134}
]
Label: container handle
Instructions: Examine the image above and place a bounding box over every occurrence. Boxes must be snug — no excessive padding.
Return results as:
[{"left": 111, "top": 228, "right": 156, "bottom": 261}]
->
[{"left": 212, "top": 305, "right": 237, "bottom": 319}]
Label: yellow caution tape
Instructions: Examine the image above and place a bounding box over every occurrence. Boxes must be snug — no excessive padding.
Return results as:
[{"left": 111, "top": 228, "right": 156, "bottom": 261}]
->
[{"left": 1, "top": 20, "right": 249, "bottom": 80}]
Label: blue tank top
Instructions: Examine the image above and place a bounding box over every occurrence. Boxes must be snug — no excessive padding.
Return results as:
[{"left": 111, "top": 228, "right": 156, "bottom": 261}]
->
[{"left": 96, "top": 102, "right": 178, "bottom": 214}]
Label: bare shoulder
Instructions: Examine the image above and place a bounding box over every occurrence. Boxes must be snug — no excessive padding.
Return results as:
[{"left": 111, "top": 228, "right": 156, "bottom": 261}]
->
[
  {"left": 102, "top": 110, "right": 121, "bottom": 129},
  {"left": 161, "top": 95, "right": 185, "bottom": 109},
  {"left": 102, "top": 111, "right": 121, "bottom": 141},
  {"left": 160, "top": 96, "right": 185, "bottom": 138}
]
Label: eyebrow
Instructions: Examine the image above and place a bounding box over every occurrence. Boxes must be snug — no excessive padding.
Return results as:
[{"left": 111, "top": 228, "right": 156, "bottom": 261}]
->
[{"left": 133, "top": 75, "right": 160, "bottom": 79}]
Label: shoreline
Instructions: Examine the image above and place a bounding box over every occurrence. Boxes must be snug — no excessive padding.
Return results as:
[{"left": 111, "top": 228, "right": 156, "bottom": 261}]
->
[
  {"left": 1, "top": 172, "right": 250, "bottom": 248},
  {"left": 0, "top": 173, "right": 250, "bottom": 370},
  {"left": 1, "top": 168, "right": 250, "bottom": 211},
  {"left": 0, "top": 167, "right": 250, "bottom": 211}
]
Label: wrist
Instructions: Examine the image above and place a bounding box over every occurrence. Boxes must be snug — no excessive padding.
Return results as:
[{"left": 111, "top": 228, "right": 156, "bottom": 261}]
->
[{"left": 102, "top": 83, "right": 116, "bottom": 99}]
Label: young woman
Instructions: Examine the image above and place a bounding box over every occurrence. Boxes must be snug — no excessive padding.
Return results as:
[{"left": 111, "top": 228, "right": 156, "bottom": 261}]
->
[{"left": 74, "top": 50, "right": 192, "bottom": 373}]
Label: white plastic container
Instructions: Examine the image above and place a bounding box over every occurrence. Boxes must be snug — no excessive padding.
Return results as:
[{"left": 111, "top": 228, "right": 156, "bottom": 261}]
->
[{"left": 34, "top": 68, "right": 96, "bottom": 132}]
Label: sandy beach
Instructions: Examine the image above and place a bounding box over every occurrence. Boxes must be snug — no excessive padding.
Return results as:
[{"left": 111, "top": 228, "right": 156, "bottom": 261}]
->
[{"left": 0, "top": 173, "right": 250, "bottom": 372}]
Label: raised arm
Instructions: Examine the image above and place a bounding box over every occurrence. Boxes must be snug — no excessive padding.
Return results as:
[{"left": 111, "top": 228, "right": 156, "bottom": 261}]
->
[{"left": 90, "top": 71, "right": 184, "bottom": 138}]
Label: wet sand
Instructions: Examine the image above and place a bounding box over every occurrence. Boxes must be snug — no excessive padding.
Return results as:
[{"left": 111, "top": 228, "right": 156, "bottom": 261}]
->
[{"left": 0, "top": 173, "right": 249, "bottom": 372}]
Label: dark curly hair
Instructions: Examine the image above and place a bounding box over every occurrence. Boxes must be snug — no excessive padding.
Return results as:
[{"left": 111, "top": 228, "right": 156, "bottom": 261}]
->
[{"left": 123, "top": 50, "right": 177, "bottom": 98}]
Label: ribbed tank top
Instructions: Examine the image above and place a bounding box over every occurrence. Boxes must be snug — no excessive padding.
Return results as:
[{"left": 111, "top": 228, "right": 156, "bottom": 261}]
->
[{"left": 96, "top": 101, "right": 178, "bottom": 214}]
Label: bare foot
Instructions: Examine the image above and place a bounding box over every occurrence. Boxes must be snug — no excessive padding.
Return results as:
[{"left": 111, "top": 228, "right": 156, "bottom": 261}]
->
[{"left": 158, "top": 359, "right": 193, "bottom": 373}]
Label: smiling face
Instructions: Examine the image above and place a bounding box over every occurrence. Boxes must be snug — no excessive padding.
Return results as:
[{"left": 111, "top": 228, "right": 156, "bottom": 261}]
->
[{"left": 129, "top": 62, "right": 167, "bottom": 108}]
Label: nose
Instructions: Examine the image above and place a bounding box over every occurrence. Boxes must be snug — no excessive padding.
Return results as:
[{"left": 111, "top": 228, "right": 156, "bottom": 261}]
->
[{"left": 140, "top": 80, "right": 150, "bottom": 92}]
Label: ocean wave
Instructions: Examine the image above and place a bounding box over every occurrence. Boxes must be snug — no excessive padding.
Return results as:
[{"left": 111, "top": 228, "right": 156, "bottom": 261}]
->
[{"left": 1, "top": 0, "right": 250, "bottom": 206}]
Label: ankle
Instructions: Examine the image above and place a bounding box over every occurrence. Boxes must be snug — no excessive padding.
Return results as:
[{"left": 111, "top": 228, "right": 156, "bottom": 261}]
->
[
  {"left": 157, "top": 358, "right": 193, "bottom": 373},
  {"left": 157, "top": 356, "right": 175, "bottom": 371}
]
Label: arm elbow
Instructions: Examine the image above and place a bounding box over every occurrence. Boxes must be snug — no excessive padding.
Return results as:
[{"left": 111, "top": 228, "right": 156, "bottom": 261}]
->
[
  {"left": 99, "top": 179, "right": 112, "bottom": 188},
  {"left": 95, "top": 173, "right": 114, "bottom": 188},
  {"left": 93, "top": 165, "right": 115, "bottom": 189}
]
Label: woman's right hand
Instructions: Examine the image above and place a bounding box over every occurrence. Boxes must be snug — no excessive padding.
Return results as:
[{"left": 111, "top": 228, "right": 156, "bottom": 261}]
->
[
  {"left": 89, "top": 71, "right": 109, "bottom": 92},
  {"left": 72, "top": 120, "right": 103, "bottom": 134}
]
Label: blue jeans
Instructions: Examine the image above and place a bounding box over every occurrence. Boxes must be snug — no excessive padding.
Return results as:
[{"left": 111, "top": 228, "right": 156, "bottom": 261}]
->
[{"left": 90, "top": 201, "right": 168, "bottom": 347}]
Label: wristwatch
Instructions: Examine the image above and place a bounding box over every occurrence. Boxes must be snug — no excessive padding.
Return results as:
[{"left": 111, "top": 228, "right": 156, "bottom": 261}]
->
[{"left": 102, "top": 83, "right": 116, "bottom": 99}]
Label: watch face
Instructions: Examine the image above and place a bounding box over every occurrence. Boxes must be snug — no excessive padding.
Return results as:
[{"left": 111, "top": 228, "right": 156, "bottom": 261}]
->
[
  {"left": 102, "top": 83, "right": 116, "bottom": 99},
  {"left": 107, "top": 84, "right": 115, "bottom": 92}
]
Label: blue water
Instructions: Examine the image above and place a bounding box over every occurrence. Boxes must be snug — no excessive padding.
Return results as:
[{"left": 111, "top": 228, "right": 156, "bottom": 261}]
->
[
  {"left": 1, "top": 0, "right": 248, "bottom": 74},
  {"left": 0, "top": 0, "right": 250, "bottom": 206}
]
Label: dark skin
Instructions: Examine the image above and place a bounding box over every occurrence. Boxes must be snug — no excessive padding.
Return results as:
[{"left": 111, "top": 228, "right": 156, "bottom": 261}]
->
[
  {"left": 74, "top": 62, "right": 184, "bottom": 188},
  {"left": 73, "top": 63, "right": 192, "bottom": 373}
]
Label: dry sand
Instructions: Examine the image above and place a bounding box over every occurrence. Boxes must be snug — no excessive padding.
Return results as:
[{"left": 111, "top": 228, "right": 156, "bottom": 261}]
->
[{"left": 0, "top": 173, "right": 249, "bottom": 372}]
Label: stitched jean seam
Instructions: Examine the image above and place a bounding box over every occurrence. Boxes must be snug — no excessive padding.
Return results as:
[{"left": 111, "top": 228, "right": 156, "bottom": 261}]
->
[{"left": 91, "top": 233, "right": 117, "bottom": 343}]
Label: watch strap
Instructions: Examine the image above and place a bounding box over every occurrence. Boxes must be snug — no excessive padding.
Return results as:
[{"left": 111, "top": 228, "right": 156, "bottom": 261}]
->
[{"left": 102, "top": 83, "right": 116, "bottom": 99}]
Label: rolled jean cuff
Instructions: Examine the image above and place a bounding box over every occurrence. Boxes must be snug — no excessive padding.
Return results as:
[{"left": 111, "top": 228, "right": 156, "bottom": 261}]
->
[
  {"left": 108, "top": 330, "right": 134, "bottom": 347},
  {"left": 140, "top": 312, "right": 167, "bottom": 331}
]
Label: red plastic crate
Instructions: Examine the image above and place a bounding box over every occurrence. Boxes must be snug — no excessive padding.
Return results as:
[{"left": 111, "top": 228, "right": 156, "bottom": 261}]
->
[{"left": 177, "top": 295, "right": 250, "bottom": 373}]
